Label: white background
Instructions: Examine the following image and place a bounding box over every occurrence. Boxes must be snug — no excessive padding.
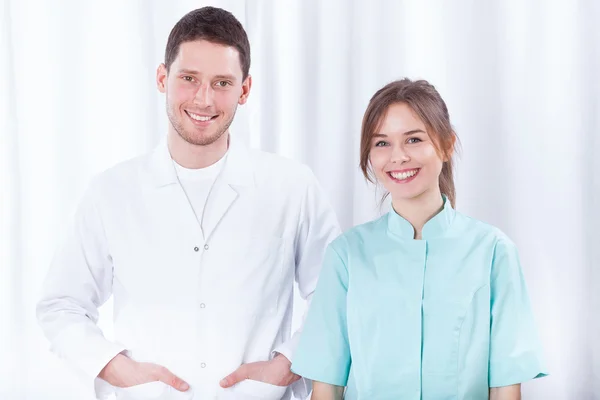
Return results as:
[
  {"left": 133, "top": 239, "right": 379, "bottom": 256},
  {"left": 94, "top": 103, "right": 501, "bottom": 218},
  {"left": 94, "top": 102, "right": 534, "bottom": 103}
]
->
[{"left": 1, "top": 0, "right": 599, "bottom": 399}]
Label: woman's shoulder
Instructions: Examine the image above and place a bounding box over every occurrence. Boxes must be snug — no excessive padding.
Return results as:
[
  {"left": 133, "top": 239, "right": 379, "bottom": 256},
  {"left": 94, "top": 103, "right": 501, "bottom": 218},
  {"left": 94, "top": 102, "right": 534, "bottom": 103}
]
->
[
  {"left": 452, "top": 210, "right": 516, "bottom": 248},
  {"left": 328, "top": 214, "right": 389, "bottom": 254}
]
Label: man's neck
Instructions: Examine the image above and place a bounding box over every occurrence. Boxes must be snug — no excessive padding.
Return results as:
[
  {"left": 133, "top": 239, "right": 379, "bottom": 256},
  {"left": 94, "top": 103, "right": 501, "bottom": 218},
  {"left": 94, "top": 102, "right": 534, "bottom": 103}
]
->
[{"left": 167, "top": 131, "right": 229, "bottom": 169}]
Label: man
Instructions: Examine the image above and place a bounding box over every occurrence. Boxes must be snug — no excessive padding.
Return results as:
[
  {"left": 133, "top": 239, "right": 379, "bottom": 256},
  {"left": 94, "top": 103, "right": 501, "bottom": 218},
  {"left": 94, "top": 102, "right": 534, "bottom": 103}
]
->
[{"left": 37, "top": 7, "right": 340, "bottom": 400}]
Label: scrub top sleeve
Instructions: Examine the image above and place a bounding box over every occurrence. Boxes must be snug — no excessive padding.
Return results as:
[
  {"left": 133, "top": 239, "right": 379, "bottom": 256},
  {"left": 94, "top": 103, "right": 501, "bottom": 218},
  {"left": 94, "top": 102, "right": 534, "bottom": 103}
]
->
[
  {"left": 489, "top": 238, "right": 548, "bottom": 388},
  {"left": 291, "top": 242, "right": 351, "bottom": 387}
]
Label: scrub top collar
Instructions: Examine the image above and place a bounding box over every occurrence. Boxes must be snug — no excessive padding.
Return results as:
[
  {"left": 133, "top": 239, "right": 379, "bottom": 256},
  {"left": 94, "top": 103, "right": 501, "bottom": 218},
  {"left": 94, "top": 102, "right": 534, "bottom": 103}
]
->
[{"left": 387, "top": 194, "right": 455, "bottom": 240}]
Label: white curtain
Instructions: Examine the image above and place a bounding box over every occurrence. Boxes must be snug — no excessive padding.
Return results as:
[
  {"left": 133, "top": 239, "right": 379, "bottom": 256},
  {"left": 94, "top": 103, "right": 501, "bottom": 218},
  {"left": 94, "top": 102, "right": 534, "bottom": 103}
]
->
[{"left": 1, "top": 0, "right": 598, "bottom": 399}]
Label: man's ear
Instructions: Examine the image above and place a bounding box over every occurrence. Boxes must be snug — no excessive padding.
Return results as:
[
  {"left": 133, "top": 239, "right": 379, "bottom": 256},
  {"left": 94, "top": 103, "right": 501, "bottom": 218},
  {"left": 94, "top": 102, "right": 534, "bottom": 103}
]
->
[
  {"left": 238, "top": 74, "right": 252, "bottom": 105},
  {"left": 157, "top": 63, "right": 168, "bottom": 93}
]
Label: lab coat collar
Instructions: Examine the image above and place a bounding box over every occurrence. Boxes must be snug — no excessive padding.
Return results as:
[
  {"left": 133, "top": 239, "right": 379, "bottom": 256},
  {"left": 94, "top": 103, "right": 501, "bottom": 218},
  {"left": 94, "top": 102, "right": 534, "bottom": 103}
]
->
[
  {"left": 387, "top": 195, "right": 455, "bottom": 240},
  {"left": 148, "top": 134, "right": 255, "bottom": 188}
]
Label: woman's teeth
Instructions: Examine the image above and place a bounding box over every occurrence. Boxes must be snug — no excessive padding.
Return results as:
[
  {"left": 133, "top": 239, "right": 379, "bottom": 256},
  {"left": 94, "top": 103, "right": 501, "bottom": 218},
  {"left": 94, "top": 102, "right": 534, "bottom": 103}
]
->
[{"left": 390, "top": 169, "right": 418, "bottom": 180}]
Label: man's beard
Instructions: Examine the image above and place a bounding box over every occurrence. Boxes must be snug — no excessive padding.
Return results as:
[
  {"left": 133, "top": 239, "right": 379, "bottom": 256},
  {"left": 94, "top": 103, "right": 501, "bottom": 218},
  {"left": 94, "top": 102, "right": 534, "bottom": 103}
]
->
[{"left": 167, "top": 104, "right": 236, "bottom": 146}]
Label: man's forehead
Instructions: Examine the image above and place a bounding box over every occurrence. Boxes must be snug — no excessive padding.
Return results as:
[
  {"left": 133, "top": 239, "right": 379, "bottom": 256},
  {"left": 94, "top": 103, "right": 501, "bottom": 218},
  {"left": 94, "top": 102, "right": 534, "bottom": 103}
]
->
[{"left": 173, "top": 40, "right": 242, "bottom": 77}]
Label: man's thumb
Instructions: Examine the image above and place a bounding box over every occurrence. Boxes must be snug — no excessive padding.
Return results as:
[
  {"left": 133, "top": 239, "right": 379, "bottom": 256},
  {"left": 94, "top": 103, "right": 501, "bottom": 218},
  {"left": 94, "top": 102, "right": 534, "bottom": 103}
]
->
[
  {"left": 220, "top": 364, "right": 249, "bottom": 388},
  {"left": 155, "top": 366, "right": 189, "bottom": 392}
]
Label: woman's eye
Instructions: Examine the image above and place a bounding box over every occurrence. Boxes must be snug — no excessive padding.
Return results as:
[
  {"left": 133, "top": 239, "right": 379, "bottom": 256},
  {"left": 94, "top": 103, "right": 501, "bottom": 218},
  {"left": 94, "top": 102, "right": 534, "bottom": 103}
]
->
[
  {"left": 374, "top": 140, "right": 389, "bottom": 147},
  {"left": 407, "top": 137, "right": 422, "bottom": 144}
]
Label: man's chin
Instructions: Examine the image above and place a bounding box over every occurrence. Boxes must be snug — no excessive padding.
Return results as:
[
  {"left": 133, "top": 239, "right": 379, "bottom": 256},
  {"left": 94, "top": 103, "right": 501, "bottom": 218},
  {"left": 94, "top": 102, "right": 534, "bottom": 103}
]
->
[{"left": 181, "top": 131, "right": 226, "bottom": 147}]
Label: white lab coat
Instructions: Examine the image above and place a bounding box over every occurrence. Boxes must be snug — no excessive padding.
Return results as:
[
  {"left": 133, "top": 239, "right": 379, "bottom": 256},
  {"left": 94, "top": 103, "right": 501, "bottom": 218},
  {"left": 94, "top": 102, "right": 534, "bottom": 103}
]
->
[{"left": 36, "top": 138, "right": 341, "bottom": 400}]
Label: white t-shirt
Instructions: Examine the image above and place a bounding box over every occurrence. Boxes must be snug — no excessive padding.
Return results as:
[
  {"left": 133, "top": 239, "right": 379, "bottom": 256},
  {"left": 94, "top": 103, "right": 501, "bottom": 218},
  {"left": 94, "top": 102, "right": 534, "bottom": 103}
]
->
[{"left": 172, "top": 154, "right": 227, "bottom": 221}]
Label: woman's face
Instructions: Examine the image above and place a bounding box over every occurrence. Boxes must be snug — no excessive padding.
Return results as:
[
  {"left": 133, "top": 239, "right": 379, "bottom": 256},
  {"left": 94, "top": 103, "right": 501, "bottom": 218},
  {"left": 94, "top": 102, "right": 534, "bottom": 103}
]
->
[{"left": 369, "top": 102, "right": 445, "bottom": 204}]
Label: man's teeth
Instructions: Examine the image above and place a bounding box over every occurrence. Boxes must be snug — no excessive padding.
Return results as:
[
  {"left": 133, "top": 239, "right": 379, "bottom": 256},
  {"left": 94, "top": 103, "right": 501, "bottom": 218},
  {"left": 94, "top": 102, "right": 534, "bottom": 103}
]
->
[
  {"left": 188, "top": 112, "right": 213, "bottom": 121},
  {"left": 391, "top": 169, "right": 418, "bottom": 180}
]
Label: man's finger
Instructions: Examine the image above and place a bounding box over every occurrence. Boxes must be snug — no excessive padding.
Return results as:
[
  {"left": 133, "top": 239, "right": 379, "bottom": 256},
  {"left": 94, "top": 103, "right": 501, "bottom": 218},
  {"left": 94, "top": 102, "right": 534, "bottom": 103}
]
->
[
  {"left": 154, "top": 366, "right": 190, "bottom": 392},
  {"left": 220, "top": 364, "right": 251, "bottom": 388}
]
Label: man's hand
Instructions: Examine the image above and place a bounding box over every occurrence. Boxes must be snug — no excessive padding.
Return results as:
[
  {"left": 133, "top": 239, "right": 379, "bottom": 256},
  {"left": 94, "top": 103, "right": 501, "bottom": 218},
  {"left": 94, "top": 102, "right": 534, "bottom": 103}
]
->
[
  {"left": 98, "top": 353, "right": 190, "bottom": 392},
  {"left": 220, "top": 354, "right": 300, "bottom": 388}
]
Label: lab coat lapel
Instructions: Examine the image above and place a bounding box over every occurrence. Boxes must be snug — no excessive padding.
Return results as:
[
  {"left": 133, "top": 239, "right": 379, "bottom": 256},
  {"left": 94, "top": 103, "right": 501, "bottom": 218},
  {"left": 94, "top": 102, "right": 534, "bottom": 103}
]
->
[{"left": 201, "top": 138, "right": 254, "bottom": 242}]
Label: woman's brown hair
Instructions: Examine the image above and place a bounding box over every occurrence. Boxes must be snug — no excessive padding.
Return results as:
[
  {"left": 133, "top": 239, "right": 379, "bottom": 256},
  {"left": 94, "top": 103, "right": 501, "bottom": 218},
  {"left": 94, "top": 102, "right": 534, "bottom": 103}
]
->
[{"left": 359, "top": 78, "right": 459, "bottom": 207}]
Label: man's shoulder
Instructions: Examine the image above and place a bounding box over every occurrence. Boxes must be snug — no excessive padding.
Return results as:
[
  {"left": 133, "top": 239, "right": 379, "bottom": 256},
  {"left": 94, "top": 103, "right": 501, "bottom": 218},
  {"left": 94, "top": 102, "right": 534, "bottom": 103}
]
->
[
  {"left": 90, "top": 145, "right": 321, "bottom": 193},
  {"left": 89, "top": 148, "right": 155, "bottom": 193},
  {"left": 246, "top": 148, "right": 316, "bottom": 183}
]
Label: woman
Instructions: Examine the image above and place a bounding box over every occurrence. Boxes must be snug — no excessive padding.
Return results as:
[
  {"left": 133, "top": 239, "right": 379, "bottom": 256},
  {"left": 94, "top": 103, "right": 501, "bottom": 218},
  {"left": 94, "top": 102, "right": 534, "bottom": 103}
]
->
[{"left": 291, "top": 79, "right": 547, "bottom": 399}]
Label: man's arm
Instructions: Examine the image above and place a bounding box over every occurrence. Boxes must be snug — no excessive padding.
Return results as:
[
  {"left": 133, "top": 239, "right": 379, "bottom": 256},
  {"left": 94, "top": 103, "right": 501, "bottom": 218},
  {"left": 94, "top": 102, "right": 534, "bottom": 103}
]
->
[
  {"left": 36, "top": 179, "right": 127, "bottom": 395},
  {"left": 272, "top": 167, "right": 341, "bottom": 362},
  {"left": 220, "top": 167, "right": 340, "bottom": 390},
  {"left": 36, "top": 179, "right": 188, "bottom": 396}
]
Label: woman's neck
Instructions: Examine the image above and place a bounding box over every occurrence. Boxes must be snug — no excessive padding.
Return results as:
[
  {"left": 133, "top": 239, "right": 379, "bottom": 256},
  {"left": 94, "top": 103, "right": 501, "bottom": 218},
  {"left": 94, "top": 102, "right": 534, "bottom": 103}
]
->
[{"left": 392, "top": 188, "right": 444, "bottom": 239}]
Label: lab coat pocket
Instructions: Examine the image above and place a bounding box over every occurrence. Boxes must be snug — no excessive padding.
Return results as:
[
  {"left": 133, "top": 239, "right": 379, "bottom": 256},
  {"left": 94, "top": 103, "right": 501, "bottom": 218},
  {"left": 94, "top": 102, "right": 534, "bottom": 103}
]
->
[
  {"left": 219, "top": 379, "right": 287, "bottom": 400},
  {"left": 116, "top": 381, "right": 193, "bottom": 400},
  {"left": 228, "top": 236, "right": 286, "bottom": 315},
  {"left": 116, "top": 381, "right": 167, "bottom": 399}
]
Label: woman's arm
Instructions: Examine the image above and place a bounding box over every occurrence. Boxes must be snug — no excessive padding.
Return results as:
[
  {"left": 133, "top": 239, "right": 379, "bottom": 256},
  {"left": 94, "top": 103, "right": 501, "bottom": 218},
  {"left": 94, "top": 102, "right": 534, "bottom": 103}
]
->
[
  {"left": 487, "top": 239, "right": 548, "bottom": 391},
  {"left": 489, "top": 384, "right": 521, "bottom": 400},
  {"left": 311, "top": 381, "right": 345, "bottom": 400}
]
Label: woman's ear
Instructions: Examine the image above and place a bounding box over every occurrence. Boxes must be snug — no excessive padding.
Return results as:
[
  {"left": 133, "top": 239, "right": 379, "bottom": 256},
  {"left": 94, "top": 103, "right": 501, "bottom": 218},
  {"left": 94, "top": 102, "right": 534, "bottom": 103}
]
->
[{"left": 444, "top": 134, "right": 457, "bottom": 162}]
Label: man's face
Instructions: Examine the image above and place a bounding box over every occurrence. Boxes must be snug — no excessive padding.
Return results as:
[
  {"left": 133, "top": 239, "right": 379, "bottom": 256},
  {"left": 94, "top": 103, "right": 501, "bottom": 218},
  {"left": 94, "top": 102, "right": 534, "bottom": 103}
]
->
[{"left": 157, "top": 40, "right": 251, "bottom": 146}]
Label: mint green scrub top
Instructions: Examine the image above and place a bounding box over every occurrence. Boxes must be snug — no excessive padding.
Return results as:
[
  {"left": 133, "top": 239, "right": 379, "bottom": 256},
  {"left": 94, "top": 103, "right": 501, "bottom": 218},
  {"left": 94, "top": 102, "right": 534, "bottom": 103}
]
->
[{"left": 292, "top": 198, "right": 547, "bottom": 399}]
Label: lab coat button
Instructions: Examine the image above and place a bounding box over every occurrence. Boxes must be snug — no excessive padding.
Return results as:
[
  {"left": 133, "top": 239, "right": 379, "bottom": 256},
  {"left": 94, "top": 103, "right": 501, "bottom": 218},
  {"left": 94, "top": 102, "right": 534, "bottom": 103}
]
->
[
  {"left": 193, "top": 246, "right": 199, "bottom": 252},
  {"left": 201, "top": 363, "right": 206, "bottom": 368},
  {"left": 200, "top": 303, "right": 206, "bottom": 309},
  {"left": 204, "top": 244, "right": 209, "bottom": 250}
]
